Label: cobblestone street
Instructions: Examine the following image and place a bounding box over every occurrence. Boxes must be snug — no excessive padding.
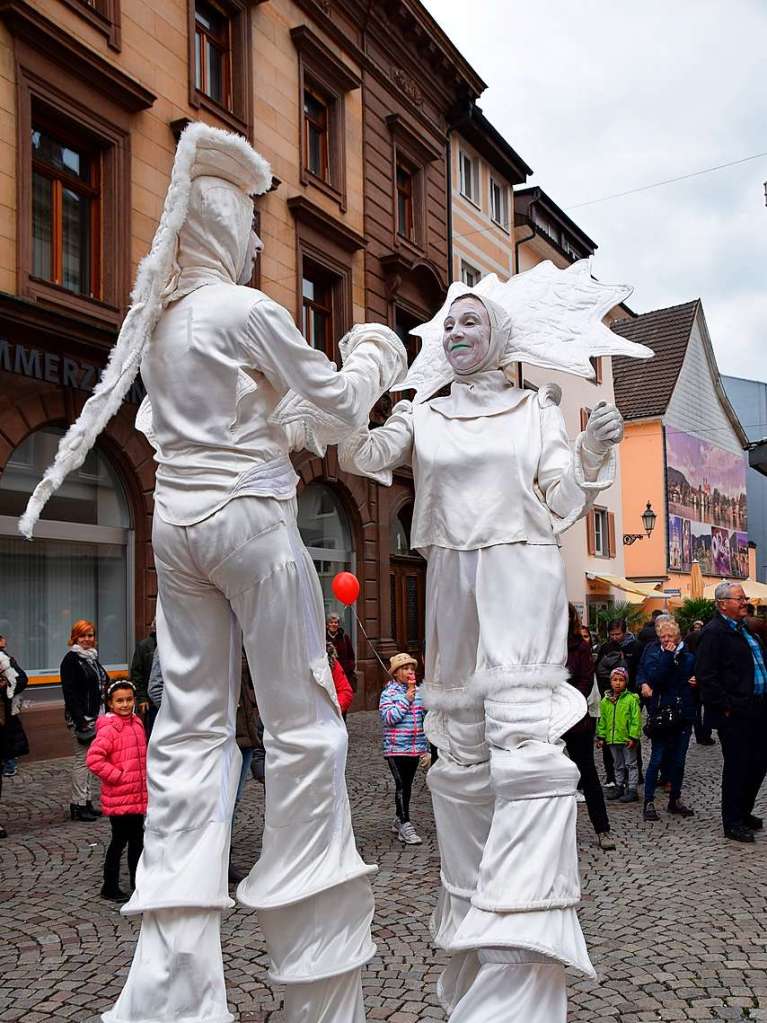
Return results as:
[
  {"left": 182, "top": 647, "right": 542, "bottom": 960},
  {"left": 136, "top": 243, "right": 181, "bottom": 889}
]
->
[{"left": 2, "top": 711, "right": 766, "bottom": 1022}]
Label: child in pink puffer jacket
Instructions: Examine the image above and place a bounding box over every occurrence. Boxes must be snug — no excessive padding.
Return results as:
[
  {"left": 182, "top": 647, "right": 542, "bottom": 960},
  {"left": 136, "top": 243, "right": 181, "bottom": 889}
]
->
[{"left": 86, "top": 680, "right": 147, "bottom": 902}]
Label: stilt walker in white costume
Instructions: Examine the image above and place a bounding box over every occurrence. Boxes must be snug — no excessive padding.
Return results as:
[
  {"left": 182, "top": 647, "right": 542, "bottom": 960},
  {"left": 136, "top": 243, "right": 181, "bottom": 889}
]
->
[
  {"left": 335, "top": 264, "right": 653, "bottom": 1022},
  {"left": 18, "top": 123, "right": 409, "bottom": 1023}
]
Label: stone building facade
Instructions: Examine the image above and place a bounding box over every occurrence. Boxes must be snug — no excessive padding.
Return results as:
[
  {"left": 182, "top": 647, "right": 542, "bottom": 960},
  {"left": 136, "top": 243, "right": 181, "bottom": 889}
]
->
[{"left": 0, "top": 0, "right": 488, "bottom": 754}]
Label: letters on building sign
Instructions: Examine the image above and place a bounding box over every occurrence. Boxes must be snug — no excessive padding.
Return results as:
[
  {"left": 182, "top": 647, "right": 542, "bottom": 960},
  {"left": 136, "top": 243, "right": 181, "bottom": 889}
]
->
[{"left": 0, "top": 337, "right": 144, "bottom": 404}]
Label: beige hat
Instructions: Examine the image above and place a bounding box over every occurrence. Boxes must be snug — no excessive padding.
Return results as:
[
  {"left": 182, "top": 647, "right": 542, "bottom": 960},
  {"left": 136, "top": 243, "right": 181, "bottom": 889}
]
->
[{"left": 389, "top": 652, "right": 418, "bottom": 674}]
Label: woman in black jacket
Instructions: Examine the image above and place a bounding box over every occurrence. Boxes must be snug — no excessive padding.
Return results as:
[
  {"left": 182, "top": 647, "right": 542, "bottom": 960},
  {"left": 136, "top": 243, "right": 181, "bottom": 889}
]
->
[{"left": 61, "top": 619, "right": 108, "bottom": 822}]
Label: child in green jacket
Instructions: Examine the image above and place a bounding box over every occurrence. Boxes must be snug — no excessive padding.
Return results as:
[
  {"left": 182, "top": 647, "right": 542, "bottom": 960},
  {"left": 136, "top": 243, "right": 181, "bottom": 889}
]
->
[{"left": 596, "top": 667, "right": 642, "bottom": 803}]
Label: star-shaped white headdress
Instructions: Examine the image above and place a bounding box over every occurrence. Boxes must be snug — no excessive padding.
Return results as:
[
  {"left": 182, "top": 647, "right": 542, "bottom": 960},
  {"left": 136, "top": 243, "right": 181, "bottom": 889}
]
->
[{"left": 402, "top": 259, "right": 652, "bottom": 402}]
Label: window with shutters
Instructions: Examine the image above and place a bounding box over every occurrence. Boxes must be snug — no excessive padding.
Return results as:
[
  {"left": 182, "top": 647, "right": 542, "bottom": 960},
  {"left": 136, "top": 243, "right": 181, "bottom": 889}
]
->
[{"left": 587, "top": 506, "right": 616, "bottom": 558}]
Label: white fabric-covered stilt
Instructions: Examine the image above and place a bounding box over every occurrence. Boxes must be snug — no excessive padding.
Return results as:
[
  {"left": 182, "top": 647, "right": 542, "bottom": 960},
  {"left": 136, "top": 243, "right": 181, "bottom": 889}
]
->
[
  {"left": 422, "top": 544, "right": 594, "bottom": 1022},
  {"left": 103, "top": 910, "right": 232, "bottom": 1023},
  {"left": 106, "top": 497, "right": 375, "bottom": 1022}
]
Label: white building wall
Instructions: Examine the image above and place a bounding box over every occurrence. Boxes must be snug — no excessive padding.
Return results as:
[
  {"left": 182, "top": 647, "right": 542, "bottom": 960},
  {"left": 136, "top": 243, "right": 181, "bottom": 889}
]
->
[{"left": 664, "top": 313, "right": 744, "bottom": 456}]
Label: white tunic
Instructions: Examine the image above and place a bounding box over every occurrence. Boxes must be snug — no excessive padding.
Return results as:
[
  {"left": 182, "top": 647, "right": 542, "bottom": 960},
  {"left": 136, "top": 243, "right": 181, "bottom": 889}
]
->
[
  {"left": 141, "top": 285, "right": 396, "bottom": 526},
  {"left": 341, "top": 370, "right": 615, "bottom": 552}
]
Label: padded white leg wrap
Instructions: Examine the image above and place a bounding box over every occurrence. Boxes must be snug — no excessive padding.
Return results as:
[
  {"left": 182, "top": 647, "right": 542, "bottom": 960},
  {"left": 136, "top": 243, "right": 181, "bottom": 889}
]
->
[
  {"left": 282, "top": 967, "right": 366, "bottom": 1023},
  {"left": 257, "top": 877, "right": 376, "bottom": 984},
  {"left": 449, "top": 950, "right": 567, "bottom": 1023},
  {"left": 102, "top": 909, "right": 232, "bottom": 1023}
]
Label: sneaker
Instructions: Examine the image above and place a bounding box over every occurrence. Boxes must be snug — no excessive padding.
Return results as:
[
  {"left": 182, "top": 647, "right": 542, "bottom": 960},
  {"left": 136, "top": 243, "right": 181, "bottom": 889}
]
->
[
  {"left": 619, "top": 788, "right": 638, "bottom": 803},
  {"left": 397, "top": 821, "right": 422, "bottom": 845},
  {"left": 643, "top": 801, "right": 659, "bottom": 821},
  {"left": 575, "top": 791, "right": 586, "bottom": 803},
  {"left": 3, "top": 764, "right": 16, "bottom": 777},
  {"left": 697, "top": 737, "right": 716, "bottom": 746},
  {"left": 391, "top": 818, "right": 401, "bottom": 834},
  {"left": 605, "top": 785, "right": 624, "bottom": 801},
  {"left": 597, "top": 832, "right": 615, "bottom": 850}
]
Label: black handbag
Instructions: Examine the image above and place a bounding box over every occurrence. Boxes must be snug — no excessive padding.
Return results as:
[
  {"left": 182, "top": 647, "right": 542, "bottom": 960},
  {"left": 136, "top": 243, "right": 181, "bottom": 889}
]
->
[{"left": 644, "top": 697, "right": 684, "bottom": 739}]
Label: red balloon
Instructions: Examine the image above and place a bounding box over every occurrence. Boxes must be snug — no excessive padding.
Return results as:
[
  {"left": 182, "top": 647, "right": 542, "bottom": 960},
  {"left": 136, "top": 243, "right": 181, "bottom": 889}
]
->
[{"left": 332, "top": 571, "right": 360, "bottom": 606}]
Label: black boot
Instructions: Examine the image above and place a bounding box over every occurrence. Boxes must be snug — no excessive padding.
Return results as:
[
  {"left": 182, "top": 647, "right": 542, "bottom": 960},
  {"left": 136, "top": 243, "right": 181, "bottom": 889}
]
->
[
  {"left": 643, "top": 801, "right": 659, "bottom": 821},
  {"left": 70, "top": 803, "right": 98, "bottom": 822},
  {"left": 100, "top": 885, "right": 129, "bottom": 902},
  {"left": 85, "top": 800, "right": 102, "bottom": 817}
]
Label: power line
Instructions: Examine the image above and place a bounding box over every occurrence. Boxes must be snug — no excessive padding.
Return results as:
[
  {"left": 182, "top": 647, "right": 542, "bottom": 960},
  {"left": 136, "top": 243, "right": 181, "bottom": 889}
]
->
[{"left": 567, "top": 151, "right": 767, "bottom": 210}]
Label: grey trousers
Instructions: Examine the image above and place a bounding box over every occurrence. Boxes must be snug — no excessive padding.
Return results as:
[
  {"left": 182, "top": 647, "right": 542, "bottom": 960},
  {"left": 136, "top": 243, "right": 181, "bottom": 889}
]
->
[{"left": 609, "top": 743, "right": 638, "bottom": 790}]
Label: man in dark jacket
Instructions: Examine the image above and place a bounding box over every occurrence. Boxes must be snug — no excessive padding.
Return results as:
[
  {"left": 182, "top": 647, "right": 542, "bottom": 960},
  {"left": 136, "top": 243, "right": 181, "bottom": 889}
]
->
[
  {"left": 595, "top": 620, "right": 641, "bottom": 695},
  {"left": 696, "top": 582, "right": 767, "bottom": 843},
  {"left": 129, "top": 621, "right": 157, "bottom": 733},
  {"left": 637, "top": 610, "right": 664, "bottom": 652},
  {"left": 326, "top": 613, "right": 357, "bottom": 693}
]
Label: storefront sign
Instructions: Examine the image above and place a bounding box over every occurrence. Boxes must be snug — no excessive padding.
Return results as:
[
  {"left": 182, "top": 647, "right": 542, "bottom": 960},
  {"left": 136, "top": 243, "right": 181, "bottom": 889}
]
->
[{"left": 0, "top": 337, "right": 144, "bottom": 403}]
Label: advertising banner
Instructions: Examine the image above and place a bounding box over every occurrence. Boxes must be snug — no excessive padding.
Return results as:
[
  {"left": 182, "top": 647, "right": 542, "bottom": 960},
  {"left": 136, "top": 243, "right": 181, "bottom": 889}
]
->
[{"left": 665, "top": 427, "right": 747, "bottom": 577}]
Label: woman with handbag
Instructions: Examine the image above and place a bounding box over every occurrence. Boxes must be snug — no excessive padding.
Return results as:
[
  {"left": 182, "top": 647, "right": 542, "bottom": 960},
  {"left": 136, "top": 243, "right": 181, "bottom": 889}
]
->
[
  {"left": 640, "top": 617, "right": 696, "bottom": 822},
  {"left": 60, "top": 619, "right": 108, "bottom": 822}
]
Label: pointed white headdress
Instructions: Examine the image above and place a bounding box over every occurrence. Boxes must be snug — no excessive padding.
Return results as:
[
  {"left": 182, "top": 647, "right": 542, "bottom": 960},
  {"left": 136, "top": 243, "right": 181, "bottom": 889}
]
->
[
  {"left": 402, "top": 259, "right": 652, "bottom": 402},
  {"left": 19, "top": 123, "right": 271, "bottom": 538}
]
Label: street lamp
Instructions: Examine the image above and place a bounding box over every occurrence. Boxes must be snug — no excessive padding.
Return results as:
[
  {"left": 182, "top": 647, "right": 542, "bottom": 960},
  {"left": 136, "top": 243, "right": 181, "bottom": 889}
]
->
[{"left": 623, "top": 501, "right": 657, "bottom": 546}]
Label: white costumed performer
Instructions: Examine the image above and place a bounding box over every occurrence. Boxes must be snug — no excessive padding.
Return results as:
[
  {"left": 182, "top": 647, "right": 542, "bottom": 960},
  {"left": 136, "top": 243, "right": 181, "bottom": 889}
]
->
[
  {"left": 18, "top": 124, "right": 409, "bottom": 1023},
  {"left": 337, "top": 264, "right": 652, "bottom": 1022}
]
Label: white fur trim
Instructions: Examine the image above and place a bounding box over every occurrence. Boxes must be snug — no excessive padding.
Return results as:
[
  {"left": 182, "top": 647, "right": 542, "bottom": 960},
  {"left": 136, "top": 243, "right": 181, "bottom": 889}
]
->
[{"left": 19, "top": 124, "right": 271, "bottom": 538}]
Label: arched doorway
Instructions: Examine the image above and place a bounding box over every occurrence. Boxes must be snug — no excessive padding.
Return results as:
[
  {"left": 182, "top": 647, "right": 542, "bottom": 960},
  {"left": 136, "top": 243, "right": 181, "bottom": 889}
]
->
[
  {"left": 0, "top": 426, "right": 133, "bottom": 680},
  {"left": 389, "top": 503, "right": 425, "bottom": 666},
  {"left": 297, "top": 481, "right": 356, "bottom": 643}
]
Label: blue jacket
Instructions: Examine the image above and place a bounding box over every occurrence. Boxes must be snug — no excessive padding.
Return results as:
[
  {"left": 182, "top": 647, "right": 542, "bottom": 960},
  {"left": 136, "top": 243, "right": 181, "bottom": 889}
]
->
[
  {"left": 379, "top": 681, "right": 428, "bottom": 756},
  {"left": 644, "top": 645, "right": 696, "bottom": 724}
]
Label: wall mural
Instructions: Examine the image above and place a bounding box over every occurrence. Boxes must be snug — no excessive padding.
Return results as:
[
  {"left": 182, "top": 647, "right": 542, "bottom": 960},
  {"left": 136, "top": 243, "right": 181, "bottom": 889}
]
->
[{"left": 666, "top": 426, "right": 748, "bottom": 577}]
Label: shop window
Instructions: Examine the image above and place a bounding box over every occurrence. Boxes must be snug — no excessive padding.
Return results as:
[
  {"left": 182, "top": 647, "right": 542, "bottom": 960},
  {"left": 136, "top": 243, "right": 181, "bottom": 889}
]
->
[
  {"left": 194, "top": 1, "right": 231, "bottom": 109},
  {"left": 188, "top": 0, "right": 251, "bottom": 133},
  {"left": 0, "top": 427, "right": 132, "bottom": 677},
  {"left": 586, "top": 506, "right": 616, "bottom": 559},
  {"left": 460, "top": 260, "right": 481, "bottom": 287},
  {"left": 31, "top": 124, "right": 101, "bottom": 299},
  {"left": 292, "top": 26, "right": 360, "bottom": 211},
  {"left": 490, "top": 176, "right": 509, "bottom": 230},
  {"left": 297, "top": 483, "right": 355, "bottom": 643}
]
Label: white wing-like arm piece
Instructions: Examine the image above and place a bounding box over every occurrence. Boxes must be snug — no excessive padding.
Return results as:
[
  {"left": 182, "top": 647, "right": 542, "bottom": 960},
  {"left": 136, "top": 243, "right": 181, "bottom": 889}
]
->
[
  {"left": 268, "top": 323, "right": 408, "bottom": 456},
  {"left": 403, "top": 259, "right": 652, "bottom": 402}
]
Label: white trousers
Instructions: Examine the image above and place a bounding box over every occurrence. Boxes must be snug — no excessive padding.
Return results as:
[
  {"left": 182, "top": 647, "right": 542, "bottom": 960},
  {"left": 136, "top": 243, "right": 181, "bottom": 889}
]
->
[
  {"left": 104, "top": 497, "right": 376, "bottom": 1023},
  {"left": 422, "top": 545, "right": 594, "bottom": 1023}
]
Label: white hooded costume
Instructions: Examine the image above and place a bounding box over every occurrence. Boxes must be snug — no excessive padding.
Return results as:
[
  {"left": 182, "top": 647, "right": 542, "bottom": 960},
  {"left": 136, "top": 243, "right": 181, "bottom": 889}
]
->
[
  {"left": 19, "top": 124, "right": 408, "bottom": 1023},
  {"left": 339, "top": 294, "right": 619, "bottom": 1021}
]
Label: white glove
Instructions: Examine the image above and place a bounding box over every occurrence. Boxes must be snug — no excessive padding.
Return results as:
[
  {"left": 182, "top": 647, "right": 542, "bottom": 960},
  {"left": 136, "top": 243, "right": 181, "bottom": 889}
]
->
[{"left": 584, "top": 402, "right": 624, "bottom": 456}]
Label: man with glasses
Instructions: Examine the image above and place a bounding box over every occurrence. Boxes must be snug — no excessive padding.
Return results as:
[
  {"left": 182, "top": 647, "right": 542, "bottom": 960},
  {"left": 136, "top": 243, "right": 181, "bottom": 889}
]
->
[{"left": 696, "top": 582, "right": 767, "bottom": 842}]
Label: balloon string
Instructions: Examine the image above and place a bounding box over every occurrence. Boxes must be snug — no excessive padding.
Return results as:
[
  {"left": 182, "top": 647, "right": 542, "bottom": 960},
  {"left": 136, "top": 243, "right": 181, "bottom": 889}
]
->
[{"left": 355, "top": 612, "right": 393, "bottom": 679}]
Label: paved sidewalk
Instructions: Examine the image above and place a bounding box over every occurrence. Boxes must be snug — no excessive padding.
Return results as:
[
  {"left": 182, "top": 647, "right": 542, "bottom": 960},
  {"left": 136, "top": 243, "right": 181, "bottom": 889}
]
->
[{"left": 2, "top": 711, "right": 766, "bottom": 1022}]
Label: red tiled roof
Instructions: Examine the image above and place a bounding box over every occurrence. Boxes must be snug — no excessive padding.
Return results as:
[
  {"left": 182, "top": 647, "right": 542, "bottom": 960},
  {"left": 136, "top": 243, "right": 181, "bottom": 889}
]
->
[{"left": 611, "top": 301, "right": 699, "bottom": 420}]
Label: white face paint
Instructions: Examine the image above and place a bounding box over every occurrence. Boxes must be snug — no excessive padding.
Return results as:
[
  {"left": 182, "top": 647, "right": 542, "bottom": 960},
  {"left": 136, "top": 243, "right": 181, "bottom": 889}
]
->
[
  {"left": 237, "top": 230, "right": 263, "bottom": 285},
  {"left": 442, "top": 297, "right": 492, "bottom": 374}
]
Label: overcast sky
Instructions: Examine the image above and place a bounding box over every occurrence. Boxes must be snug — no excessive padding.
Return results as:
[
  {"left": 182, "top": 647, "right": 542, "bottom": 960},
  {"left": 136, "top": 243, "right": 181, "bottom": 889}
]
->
[{"left": 421, "top": 0, "right": 767, "bottom": 384}]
